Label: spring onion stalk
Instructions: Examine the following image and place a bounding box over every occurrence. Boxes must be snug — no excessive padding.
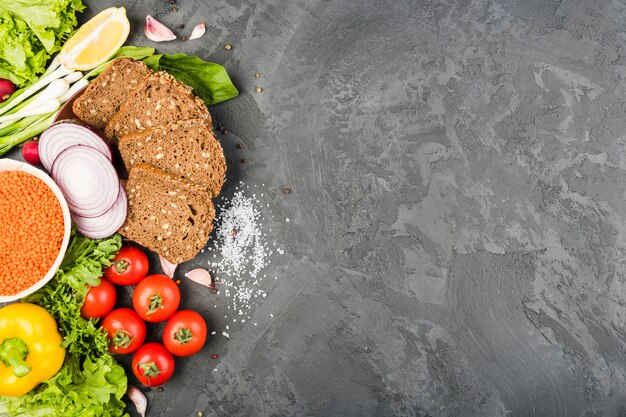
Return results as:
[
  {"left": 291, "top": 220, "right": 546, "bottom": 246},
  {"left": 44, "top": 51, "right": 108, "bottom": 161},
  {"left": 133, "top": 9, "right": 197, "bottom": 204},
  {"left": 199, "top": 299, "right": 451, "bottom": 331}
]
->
[
  {"left": 60, "top": 78, "right": 88, "bottom": 102},
  {"left": 0, "top": 112, "right": 56, "bottom": 156},
  {"left": 41, "top": 56, "right": 61, "bottom": 78},
  {"left": 64, "top": 71, "right": 83, "bottom": 84},
  {"left": 0, "top": 65, "right": 72, "bottom": 117},
  {"left": 0, "top": 57, "right": 92, "bottom": 155},
  {"left": 0, "top": 100, "right": 61, "bottom": 124},
  {"left": 21, "top": 79, "right": 69, "bottom": 108},
  {"left": 0, "top": 80, "right": 68, "bottom": 124},
  {"left": 0, "top": 114, "right": 43, "bottom": 137}
]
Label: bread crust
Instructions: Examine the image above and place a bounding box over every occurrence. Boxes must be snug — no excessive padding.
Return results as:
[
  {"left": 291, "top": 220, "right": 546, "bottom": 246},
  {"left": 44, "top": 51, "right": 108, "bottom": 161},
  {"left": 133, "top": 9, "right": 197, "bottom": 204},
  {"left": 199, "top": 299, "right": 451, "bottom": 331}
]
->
[
  {"left": 118, "top": 118, "right": 226, "bottom": 197},
  {"left": 73, "top": 58, "right": 151, "bottom": 128},
  {"left": 120, "top": 164, "right": 215, "bottom": 263},
  {"left": 104, "top": 71, "right": 213, "bottom": 143}
]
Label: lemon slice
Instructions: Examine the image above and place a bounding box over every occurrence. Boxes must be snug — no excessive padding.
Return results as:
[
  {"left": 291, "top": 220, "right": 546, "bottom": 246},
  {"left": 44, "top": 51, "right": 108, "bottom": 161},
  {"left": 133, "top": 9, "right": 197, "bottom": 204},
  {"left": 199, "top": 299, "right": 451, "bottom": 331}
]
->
[{"left": 58, "top": 7, "right": 130, "bottom": 71}]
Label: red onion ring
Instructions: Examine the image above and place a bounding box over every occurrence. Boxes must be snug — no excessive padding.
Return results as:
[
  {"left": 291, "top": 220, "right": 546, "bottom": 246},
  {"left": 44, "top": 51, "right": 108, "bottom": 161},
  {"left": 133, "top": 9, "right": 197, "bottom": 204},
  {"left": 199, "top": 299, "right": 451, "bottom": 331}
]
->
[
  {"left": 51, "top": 145, "right": 120, "bottom": 218},
  {"left": 39, "top": 121, "right": 111, "bottom": 171},
  {"left": 73, "top": 184, "right": 127, "bottom": 239}
]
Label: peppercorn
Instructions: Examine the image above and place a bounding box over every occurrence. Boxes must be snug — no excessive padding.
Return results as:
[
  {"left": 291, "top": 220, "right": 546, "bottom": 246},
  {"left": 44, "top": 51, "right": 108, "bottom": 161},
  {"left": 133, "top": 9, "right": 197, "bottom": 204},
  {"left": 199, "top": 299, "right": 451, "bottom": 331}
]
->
[{"left": 236, "top": 143, "right": 244, "bottom": 149}]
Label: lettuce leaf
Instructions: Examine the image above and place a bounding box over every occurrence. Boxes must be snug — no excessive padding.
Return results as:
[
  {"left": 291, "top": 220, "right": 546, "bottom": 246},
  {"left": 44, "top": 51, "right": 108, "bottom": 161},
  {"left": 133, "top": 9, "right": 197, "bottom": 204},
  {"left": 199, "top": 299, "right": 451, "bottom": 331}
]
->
[
  {"left": 25, "top": 228, "right": 120, "bottom": 357},
  {"left": 0, "top": 230, "right": 127, "bottom": 417},
  {"left": 0, "top": 356, "right": 127, "bottom": 417},
  {"left": 0, "top": 0, "right": 84, "bottom": 87}
]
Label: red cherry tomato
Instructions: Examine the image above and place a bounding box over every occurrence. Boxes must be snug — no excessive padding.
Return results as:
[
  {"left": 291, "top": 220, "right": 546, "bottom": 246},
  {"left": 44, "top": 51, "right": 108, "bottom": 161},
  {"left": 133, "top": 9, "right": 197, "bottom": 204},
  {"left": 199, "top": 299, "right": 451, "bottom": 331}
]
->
[
  {"left": 132, "top": 274, "right": 180, "bottom": 322},
  {"left": 163, "top": 310, "right": 208, "bottom": 357},
  {"left": 101, "top": 308, "right": 147, "bottom": 355},
  {"left": 104, "top": 246, "right": 149, "bottom": 285},
  {"left": 132, "top": 342, "right": 175, "bottom": 387},
  {"left": 80, "top": 278, "right": 117, "bottom": 319}
]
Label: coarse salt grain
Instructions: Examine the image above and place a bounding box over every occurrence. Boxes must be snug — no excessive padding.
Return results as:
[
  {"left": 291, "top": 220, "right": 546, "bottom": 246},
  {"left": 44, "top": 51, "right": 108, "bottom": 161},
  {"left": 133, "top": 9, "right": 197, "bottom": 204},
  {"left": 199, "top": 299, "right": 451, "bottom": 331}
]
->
[
  {"left": 205, "top": 183, "right": 282, "bottom": 326},
  {"left": 209, "top": 189, "right": 271, "bottom": 278}
]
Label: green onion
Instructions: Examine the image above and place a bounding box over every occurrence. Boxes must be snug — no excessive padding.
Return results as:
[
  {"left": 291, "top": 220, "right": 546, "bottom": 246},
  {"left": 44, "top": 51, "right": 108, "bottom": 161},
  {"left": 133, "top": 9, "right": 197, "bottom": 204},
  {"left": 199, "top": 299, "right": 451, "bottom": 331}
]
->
[{"left": 0, "top": 58, "right": 84, "bottom": 156}]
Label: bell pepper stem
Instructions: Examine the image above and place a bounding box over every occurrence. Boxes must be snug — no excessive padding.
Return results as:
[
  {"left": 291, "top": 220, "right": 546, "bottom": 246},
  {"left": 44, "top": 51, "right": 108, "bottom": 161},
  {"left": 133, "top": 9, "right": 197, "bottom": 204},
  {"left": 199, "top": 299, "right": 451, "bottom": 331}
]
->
[{"left": 0, "top": 338, "right": 31, "bottom": 377}]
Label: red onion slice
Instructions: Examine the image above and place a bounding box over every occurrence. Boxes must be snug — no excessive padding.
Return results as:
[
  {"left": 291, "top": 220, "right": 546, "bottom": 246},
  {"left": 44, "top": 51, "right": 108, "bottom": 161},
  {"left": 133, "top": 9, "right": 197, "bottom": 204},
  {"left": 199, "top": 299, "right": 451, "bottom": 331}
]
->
[
  {"left": 52, "top": 145, "right": 120, "bottom": 218},
  {"left": 39, "top": 121, "right": 111, "bottom": 171},
  {"left": 73, "top": 185, "right": 127, "bottom": 239}
]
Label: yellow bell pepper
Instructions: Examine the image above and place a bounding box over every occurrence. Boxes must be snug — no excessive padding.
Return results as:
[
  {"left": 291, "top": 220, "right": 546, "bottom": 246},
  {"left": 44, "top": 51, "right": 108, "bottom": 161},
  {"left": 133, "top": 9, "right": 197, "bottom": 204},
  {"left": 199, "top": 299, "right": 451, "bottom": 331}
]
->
[{"left": 0, "top": 303, "right": 65, "bottom": 396}]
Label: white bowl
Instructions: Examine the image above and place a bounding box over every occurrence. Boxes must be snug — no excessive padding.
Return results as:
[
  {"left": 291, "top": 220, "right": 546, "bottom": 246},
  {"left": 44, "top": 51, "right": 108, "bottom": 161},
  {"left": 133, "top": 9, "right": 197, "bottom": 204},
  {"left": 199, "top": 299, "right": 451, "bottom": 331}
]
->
[{"left": 0, "top": 159, "right": 71, "bottom": 303}]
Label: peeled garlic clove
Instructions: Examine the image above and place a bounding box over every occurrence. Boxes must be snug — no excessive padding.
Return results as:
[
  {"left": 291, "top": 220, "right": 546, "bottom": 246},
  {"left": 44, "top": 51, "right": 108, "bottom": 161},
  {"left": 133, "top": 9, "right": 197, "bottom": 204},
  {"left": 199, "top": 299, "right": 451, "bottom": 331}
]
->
[
  {"left": 127, "top": 385, "right": 147, "bottom": 417},
  {"left": 159, "top": 255, "right": 178, "bottom": 278},
  {"left": 145, "top": 15, "right": 177, "bottom": 42},
  {"left": 189, "top": 22, "right": 206, "bottom": 40},
  {"left": 185, "top": 268, "right": 213, "bottom": 287}
]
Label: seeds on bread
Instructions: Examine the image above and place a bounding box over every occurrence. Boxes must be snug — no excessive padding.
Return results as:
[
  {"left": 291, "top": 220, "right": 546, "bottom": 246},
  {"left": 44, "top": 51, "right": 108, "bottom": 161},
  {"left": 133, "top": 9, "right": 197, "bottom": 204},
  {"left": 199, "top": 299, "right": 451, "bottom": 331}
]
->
[
  {"left": 104, "top": 71, "right": 212, "bottom": 143},
  {"left": 118, "top": 118, "right": 226, "bottom": 197},
  {"left": 72, "top": 58, "right": 151, "bottom": 129},
  {"left": 120, "top": 163, "right": 215, "bottom": 264}
]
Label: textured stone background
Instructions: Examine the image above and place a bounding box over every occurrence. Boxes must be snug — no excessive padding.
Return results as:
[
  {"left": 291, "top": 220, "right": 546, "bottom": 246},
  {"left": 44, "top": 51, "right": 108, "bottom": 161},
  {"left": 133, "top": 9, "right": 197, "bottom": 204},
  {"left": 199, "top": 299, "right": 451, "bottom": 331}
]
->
[{"left": 8, "top": 0, "right": 626, "bottom": 416}]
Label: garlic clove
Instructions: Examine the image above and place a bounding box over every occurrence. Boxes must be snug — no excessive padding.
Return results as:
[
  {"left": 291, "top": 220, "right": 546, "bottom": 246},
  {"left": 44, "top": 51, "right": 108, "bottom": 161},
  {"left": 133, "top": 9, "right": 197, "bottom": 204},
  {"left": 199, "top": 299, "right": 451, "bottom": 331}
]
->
[
  {"left": 185, "top": 268, "right": 213, "bottom": 287},
  {"left": 145, "top": 15, "right": 177, "bottom": 42},
  {"left": 159, "top": 255, "right": 178, "bottom": 278},
  {"left": 189, "top": 22, "right": 206, "bottom": 40},
  {"left": 127, "top": 385, "right": 147, "bottom": 417}
]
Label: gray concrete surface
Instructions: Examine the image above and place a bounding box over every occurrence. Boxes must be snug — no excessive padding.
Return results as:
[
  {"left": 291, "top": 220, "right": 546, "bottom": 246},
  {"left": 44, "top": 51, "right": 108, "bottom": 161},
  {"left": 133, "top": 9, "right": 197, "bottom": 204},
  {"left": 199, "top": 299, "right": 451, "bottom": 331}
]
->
[{"left": 9, "top": 0, "right": 626, "bottom": 416}]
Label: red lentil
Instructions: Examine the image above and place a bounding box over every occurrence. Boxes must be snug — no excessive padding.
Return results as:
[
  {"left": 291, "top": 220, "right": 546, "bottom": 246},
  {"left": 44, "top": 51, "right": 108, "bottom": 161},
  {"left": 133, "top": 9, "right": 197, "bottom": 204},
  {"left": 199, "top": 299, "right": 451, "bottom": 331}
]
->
[{"left": 0, "top": 171, "right": 64, "bottom": 295}]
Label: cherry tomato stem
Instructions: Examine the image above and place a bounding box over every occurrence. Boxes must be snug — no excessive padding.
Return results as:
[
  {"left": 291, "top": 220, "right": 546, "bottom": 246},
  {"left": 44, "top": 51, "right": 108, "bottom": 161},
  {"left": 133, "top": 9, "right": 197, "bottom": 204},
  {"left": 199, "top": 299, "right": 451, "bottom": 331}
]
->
[
  {"left": 104, "top": 246, "right": 149, "bottom": 285},
  {"left": 163, "top": 310, "right": 208, "bottom": 357},
  {"left": 133, "top": 275, "right": 180, "bottom": 322},
  {"left": 102, "top": 308, "right": 147, "bottom": 355},
  {"left": 132, "top": 343, "right": 175, "bottom": 387}
]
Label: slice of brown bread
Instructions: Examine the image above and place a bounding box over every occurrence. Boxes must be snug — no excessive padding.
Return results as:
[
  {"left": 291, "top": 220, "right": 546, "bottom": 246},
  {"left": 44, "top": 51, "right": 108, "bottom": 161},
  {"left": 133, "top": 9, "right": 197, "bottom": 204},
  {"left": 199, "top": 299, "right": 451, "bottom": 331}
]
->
[
  {"left": 120, "top": 163, "right": 215, "bottom": 263},
  {"left": 72, "top": 58, "right": 152, "bottom": 129},
  {"left": 104, "top": 71, "right": 212, "bottom": 143},
  {"left": 118, "top": 118, "right": 226, "bottom": 197}
]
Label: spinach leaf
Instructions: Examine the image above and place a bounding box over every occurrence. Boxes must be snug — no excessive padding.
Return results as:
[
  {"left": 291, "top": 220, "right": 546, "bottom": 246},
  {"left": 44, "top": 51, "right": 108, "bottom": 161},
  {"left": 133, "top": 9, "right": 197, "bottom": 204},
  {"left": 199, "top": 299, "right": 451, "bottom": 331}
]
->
[{"left": 143, "top": 53, "right": 238, "bottom": 105}]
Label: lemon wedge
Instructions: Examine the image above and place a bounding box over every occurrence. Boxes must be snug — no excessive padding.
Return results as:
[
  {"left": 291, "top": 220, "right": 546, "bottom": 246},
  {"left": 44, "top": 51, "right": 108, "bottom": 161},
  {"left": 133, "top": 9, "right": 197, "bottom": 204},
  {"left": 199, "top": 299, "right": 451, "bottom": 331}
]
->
[{"left": 58, "top": 7, "right": 130, "bottom": 71}]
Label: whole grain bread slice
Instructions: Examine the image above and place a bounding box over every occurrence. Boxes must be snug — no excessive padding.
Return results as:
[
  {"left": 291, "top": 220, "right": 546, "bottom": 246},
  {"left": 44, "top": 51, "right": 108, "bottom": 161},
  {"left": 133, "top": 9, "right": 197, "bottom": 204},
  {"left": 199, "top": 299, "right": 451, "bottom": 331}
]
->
[
  {"left": 104, "top": 71, "right": 212, "bottom": 143},
  {"left": 72, "top": 58, "right": 152, "bottom": 129},
  {"left": 118, "top": 118, "right": 226, "bottom": 197},
  {"left": 120, "top": 163, "right": 215, "bottom": 263}
]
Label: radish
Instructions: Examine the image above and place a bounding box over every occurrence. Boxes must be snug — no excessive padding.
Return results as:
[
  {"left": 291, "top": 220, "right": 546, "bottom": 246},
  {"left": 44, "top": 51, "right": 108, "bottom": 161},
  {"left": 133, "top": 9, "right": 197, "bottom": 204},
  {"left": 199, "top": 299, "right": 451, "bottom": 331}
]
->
[
  {"left": 0, "top": 79, "right": 15, "bottom": 103},
  {"left": 22, "top": 140, "right": 41, "bottom": 165}
]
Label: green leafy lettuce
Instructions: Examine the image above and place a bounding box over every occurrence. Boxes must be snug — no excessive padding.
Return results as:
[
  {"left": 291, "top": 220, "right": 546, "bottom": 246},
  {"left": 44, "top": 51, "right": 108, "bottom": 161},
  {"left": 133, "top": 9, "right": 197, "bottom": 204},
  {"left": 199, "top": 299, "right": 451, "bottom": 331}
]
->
[
  {"left": 0, "top": 355, "right": 127, "bottom": 417},
  {"left": 0, "top": 229, "right": 128, "bottom": 417},
  {"left": 0, "top": 0, "right": 85, "bottom": 87}
]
